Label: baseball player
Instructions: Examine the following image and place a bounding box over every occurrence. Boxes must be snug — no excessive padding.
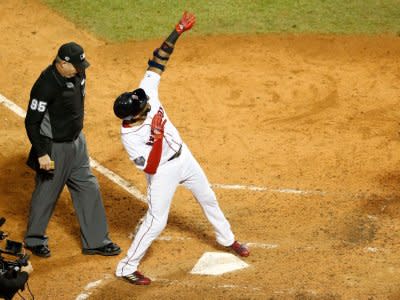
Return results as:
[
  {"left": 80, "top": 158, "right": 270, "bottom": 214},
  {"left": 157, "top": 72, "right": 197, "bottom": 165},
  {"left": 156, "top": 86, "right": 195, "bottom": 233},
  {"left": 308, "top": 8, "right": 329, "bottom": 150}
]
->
[{"left": 113, "top": 12, "right": 249, "bottom": 285}]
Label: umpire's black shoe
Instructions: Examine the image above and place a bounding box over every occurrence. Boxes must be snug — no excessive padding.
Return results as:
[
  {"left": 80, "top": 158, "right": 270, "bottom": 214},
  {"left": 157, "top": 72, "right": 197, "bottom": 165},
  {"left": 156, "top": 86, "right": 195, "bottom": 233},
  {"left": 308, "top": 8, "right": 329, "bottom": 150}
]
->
[
  {"left": 25, "top": 245, "right": 51, "bottom": 258},
  {"left": 82, "top": 242, "right": 121, "bottom": 256}
]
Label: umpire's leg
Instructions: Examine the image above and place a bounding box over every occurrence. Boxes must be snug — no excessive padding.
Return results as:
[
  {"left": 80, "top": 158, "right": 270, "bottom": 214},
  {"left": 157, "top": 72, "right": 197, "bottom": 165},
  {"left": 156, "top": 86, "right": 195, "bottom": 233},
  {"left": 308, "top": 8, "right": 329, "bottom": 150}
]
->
[
  {"left": 66, "top": 133, "right": 111, "bottom": 249},
  {"left": 25, "top": 142, "right": 72, "bottom": 247},
  {"left": 25, "top": 174, "right": 64, "bottom": 246}
]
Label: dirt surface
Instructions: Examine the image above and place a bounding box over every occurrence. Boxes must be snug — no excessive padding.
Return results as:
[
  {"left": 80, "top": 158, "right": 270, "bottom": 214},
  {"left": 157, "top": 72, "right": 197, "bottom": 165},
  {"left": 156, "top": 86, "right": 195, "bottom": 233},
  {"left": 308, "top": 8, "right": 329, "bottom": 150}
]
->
[{"left": 1, "top": 1, "right": 400, "bottom": 299}]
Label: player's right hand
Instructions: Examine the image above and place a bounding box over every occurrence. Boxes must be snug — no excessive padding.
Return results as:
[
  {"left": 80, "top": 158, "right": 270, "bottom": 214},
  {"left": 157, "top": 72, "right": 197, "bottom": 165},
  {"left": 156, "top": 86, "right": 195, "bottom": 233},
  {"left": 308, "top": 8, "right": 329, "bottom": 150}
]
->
[
  {"left": 176, "top": 11, "right": 196, "bottom": 34},
  {"left": 38, "top": 154, "right": 53, "bottom": 171}
]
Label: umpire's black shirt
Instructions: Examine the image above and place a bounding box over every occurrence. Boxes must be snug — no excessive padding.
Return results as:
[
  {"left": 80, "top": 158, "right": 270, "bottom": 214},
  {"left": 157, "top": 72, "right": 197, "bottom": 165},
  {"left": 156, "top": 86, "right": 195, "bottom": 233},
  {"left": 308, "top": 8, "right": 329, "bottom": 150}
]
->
[{"left": 25, "top": 62, "right": 86, "bottom": 158}]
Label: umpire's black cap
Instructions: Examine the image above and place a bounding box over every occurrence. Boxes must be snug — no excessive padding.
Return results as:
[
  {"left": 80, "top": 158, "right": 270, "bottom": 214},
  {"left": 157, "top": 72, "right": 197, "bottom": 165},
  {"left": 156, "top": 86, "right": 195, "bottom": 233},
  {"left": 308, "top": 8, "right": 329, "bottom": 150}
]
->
[{"left": 57, "top": 42, "right": 90, "bottom": 69}]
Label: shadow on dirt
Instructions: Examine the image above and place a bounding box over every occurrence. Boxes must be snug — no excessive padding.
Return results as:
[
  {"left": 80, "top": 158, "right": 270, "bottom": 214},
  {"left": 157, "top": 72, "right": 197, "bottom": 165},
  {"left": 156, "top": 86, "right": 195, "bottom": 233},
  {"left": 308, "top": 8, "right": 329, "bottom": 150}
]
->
[
  {"left": 360, "top": 170, "right": 400, "bottom": 219},
  {"left": 323, "top": 170, "right": 400, "bottom": 247},
  {"left": 0, "top": 153, "right": 34, "bottom": 220},
  {"left": 326, "top": 212, "right": 377, "bottom": 247}
]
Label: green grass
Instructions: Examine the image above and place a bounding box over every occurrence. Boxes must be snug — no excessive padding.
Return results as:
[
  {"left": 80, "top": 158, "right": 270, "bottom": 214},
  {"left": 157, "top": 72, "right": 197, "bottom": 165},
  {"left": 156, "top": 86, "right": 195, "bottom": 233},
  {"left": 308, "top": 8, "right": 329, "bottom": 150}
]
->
[{"left": 42, "top": 0, "right": 400, "bottom": 41}]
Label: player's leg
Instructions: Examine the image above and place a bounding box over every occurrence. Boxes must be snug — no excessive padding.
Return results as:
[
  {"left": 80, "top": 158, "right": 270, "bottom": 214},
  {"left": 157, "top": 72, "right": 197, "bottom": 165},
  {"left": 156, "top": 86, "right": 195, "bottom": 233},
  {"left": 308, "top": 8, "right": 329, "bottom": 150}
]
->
[
  {"left": 116, "top": 162, "right": 179, "bottom": 277},
  {"left": 24, "top": 142, "right": 72, "bottom": 253},
  {"left": 66, "top": 133, "right": 114, "bottom": 250},
  {"left": 180, "top": 145, "right": 235, "bottom": 247}
]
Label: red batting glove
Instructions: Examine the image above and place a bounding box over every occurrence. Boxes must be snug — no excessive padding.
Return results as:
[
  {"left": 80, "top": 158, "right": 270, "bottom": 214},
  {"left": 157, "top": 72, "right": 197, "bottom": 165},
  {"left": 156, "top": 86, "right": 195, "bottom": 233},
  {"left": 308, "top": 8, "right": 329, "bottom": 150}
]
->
[
  {"left": 176, "top": 11, "right": 196, "bottom": 35},
  {"left": 151, "top": 113, "right": 167, "bottom": 141}
]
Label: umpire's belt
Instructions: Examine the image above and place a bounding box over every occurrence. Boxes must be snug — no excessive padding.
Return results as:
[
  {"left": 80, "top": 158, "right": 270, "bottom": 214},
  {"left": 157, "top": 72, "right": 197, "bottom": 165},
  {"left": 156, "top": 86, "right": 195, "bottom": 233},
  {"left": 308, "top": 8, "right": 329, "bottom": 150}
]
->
[
  {"left": 52, "top": 132, "right": 81, "bottom": 143},
  {"left": 168, "top": 145, "right": 182, "bottom": 161}
]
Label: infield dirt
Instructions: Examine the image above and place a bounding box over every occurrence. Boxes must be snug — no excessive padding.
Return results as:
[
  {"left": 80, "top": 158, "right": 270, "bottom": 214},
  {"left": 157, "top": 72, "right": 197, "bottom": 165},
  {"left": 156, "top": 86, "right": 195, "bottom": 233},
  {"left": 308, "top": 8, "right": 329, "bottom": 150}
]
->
[{"left": 1, "top": 1, "right": 400, "bottom": 299}]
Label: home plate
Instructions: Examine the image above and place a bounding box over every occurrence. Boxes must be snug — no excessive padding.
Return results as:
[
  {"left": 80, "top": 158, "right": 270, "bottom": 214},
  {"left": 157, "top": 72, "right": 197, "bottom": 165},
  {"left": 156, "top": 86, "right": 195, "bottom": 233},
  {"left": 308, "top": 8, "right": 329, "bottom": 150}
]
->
[{"left": 190, "top": 252, "right": 249, "bottom": 275}]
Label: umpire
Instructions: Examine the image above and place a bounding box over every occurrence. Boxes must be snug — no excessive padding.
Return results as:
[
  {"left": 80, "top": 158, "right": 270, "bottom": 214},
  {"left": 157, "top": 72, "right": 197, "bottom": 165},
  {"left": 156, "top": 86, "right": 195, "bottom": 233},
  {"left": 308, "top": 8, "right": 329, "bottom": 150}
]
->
[{"left": 24, "top": 42, "right": 120, "bottom": 258}]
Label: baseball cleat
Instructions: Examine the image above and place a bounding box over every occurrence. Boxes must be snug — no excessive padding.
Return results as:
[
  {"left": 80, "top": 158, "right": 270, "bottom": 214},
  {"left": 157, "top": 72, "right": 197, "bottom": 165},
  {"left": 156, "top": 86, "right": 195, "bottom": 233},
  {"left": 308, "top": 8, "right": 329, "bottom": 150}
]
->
[
  {"left": 122, "top": 271, "right": 151, "bottom": 285},
  {"left": 229, "top": 241, "right": 250, "bottom": 257}
]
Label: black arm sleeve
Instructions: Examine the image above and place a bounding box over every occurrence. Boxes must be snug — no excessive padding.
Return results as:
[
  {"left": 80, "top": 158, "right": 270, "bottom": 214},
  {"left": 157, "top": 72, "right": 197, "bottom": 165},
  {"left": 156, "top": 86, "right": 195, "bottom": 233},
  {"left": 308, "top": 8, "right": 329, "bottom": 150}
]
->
[
  {"left": 25, "top": 75, "right": 54, "bottom": 157},
  {"left": 147, "top": 29, "right": 182, "bottom": 74}
]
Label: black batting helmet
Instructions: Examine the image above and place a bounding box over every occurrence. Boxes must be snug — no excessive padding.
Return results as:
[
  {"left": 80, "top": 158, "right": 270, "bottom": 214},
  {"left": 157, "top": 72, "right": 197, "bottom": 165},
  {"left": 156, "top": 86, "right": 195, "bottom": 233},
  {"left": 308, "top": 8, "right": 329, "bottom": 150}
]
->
[{"left": 113, "top": 88, "right": 149, "bottom": 119}]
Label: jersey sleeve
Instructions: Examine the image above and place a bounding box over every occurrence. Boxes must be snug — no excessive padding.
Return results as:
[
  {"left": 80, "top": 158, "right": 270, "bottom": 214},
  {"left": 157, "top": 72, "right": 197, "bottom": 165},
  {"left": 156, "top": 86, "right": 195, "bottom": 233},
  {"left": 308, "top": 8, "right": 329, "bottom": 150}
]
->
[
  {"left": 24, "top": 73, "right": 55, "bottom": 157},
  {"left": 121, "top": 131, "right": 152, "bottom": 171},
  {"left": 139, "top": 71, "right": 161, "bottom": 103}
]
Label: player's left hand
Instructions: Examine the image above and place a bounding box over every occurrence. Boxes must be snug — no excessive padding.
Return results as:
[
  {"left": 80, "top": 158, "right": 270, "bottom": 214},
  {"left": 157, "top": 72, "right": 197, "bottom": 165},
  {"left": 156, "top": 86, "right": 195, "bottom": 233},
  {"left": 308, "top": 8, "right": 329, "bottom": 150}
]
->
[
  {"left": 151, "top": 113, "right": 166, "bottom": 141},
  {"left": 176, "top": 11, "right": 196, "bottom": 34}
]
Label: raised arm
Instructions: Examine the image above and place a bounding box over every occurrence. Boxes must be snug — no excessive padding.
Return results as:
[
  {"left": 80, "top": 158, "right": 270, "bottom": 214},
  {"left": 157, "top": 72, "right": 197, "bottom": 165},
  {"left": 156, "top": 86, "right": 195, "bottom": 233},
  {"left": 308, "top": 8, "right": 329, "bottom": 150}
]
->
[{"left": 147, "top": 11, "right": 196, "bottom": 75}]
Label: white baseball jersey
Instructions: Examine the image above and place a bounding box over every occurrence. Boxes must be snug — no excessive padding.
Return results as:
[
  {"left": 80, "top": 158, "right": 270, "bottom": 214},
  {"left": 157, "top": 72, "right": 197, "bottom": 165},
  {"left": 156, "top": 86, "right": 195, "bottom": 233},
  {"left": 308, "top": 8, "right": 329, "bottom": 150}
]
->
[
  {"left": 120, "top": 71, "right": 182, "bottom": 170},
  {"left": 116, "top": 70, "right": 235, "bottom": 277}
]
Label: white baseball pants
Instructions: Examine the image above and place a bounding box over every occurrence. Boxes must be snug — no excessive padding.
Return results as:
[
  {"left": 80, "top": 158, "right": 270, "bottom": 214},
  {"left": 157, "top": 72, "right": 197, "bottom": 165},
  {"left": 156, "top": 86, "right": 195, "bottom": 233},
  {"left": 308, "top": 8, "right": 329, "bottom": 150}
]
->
[{"left": 116, "top": 143, "right": 235, "bottom": 276}]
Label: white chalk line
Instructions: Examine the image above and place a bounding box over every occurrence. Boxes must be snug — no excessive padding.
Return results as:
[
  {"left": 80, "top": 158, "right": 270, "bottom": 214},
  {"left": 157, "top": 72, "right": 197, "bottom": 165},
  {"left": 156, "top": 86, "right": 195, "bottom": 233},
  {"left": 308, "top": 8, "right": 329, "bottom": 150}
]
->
[
  {"left": 75, "top": 274, "right": 113, "bottom": 300},
  {"left": 211, "top": 183, "right": 325, "bottom": 195},
  {"left": 156, "top": 236, "right": 280, "bottom": 250},
  {"left": 247, "top": 242, "right": 279, "bottom": 249},
  {"left": 156, "top": 235, "right": 192, "bottom": 241},
  {"left": 0, "top": 94, "right": 27, "bottom": 118},
  {"left": 89, "top": 158, "right": 147, "bottom": 202}
]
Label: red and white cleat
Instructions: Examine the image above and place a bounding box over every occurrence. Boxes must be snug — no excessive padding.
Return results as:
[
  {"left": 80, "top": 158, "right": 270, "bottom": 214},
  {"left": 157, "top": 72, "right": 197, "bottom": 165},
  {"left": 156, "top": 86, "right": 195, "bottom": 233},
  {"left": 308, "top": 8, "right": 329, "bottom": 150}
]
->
[
  {"left": 122, "top": 271, "right": 151, "bottom": 285},
  {"left": 229, "top": 241, "right": 250, "bottom": 257}
]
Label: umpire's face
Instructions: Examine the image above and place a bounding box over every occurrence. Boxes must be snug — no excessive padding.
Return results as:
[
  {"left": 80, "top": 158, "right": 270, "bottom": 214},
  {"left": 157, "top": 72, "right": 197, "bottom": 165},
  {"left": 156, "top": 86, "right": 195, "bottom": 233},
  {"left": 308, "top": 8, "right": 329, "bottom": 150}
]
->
[{"left": 59, "top": 61, "right": 79, "bottom": 78}]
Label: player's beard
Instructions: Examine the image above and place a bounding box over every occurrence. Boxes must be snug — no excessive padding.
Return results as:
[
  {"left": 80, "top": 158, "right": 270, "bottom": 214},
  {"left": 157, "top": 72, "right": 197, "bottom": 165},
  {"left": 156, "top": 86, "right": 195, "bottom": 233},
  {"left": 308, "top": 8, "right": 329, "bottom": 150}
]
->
[{"left": 131, "top": 104, "right": 151, "bottom": 124}]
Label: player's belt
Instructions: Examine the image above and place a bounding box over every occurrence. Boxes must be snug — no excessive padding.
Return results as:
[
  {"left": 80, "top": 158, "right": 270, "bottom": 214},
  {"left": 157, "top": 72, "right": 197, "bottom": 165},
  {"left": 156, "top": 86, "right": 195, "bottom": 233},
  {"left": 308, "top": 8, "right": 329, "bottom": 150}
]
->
[{"left": 168, "top": 145, "right": 182, "bottom": 161}]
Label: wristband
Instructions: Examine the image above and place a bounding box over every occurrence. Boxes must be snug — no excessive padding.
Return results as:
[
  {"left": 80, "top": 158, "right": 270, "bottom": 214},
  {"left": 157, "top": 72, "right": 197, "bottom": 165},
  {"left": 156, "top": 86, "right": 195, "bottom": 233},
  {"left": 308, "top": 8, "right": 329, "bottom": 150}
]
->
[
  {"left": 153, "top": 49, "right": 169, "bottom": 61},
  {"left": 160, "top": 42, "right": 173, "bottom": 55},
  {"left": 148, "top": 59, "right": 165, "bottom": 71}
]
